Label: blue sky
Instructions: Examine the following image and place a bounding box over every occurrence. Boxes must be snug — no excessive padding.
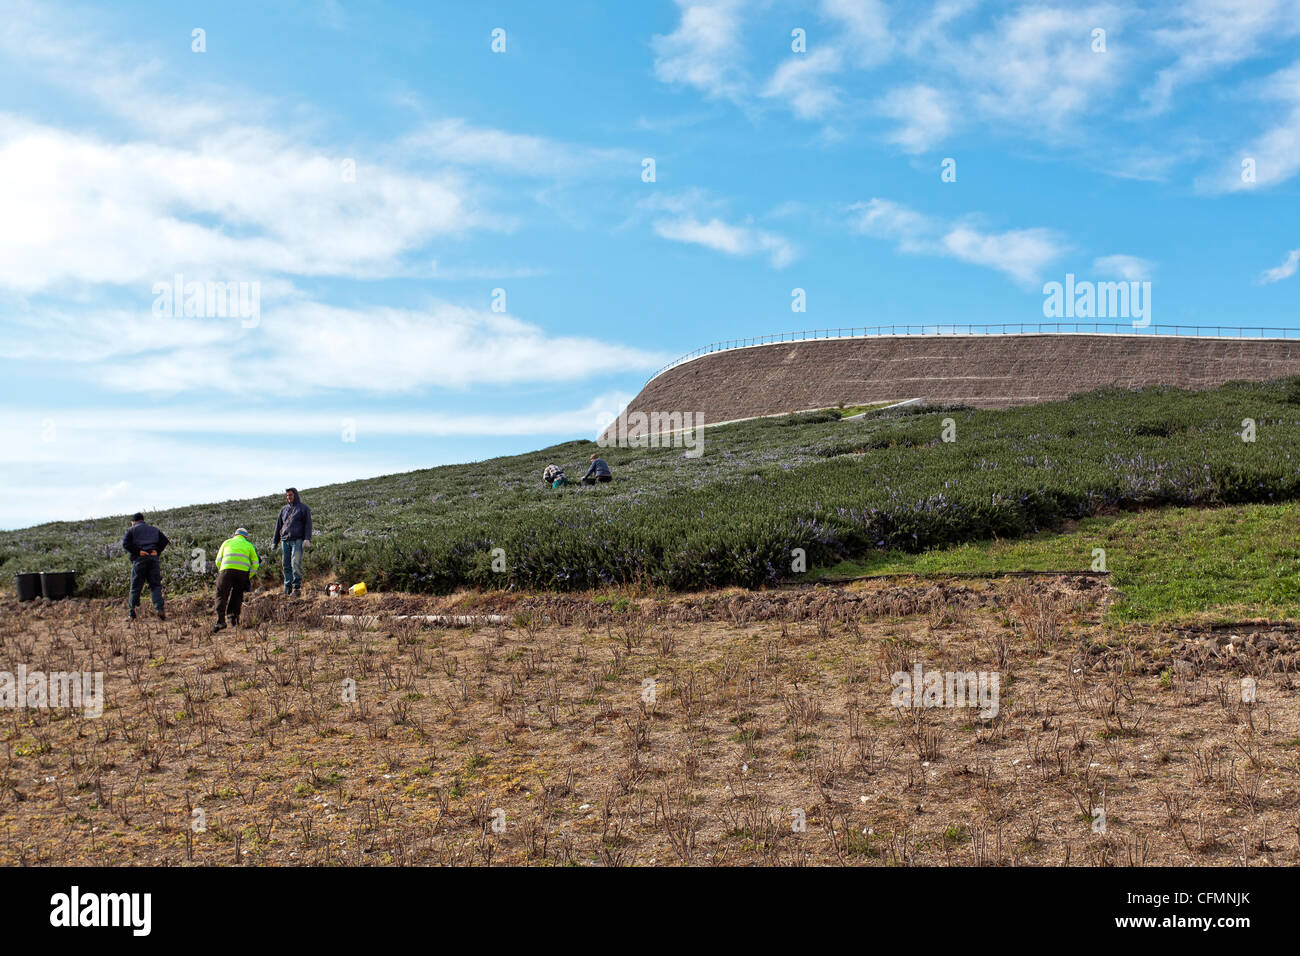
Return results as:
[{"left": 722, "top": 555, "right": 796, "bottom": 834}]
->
[{"left": 1, "top": 0, "right": 1298, "bottom": 528}]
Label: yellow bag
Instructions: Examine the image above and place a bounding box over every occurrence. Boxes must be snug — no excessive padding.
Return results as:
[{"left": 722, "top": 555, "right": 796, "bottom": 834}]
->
[{"left": 349, "top": 582, "right": 367, "bottom": 596}]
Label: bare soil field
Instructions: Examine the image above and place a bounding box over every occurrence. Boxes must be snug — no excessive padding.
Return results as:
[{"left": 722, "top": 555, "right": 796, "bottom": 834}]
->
[{"left": 2, "top": 576, "right": 1298, "bottom": 866}]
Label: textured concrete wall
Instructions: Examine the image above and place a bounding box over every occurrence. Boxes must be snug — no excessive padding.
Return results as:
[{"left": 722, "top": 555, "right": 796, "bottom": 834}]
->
[{"left": 623, "top": 334, "right": 1300, "bottom": 421}]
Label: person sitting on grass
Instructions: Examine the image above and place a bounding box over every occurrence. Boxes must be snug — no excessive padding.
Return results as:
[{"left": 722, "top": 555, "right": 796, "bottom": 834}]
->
[
  {"left": 542, "top": 463, "right": 570, "bottom": 488},
  {"left": 581, "top": 454, "right": 612, "bottom": 485}
]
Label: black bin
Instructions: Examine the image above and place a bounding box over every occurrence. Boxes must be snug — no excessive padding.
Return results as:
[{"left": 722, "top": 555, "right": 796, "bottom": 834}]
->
[
  {"left": 40, "top": 571, "right": 77, "bottom": 600},
  {"left": 15, "top": 573, "right": 41, "bottom": 602}
]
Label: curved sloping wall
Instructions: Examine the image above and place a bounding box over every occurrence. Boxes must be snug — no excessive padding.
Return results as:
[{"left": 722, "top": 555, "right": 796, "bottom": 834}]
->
[{"left": 623, "top": 333, "right": 1300, "bottom": 422}]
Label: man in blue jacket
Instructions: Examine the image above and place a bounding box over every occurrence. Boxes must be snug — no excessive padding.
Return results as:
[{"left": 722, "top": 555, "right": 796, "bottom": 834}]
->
[
  {"left": 122, "top": 512, "right": 169, "bottom": 621},
  {"left": 273, "top": 487, "right": 312, "bottom": 596},
  {"left": 581, "top": 455, "right": 613, "bottom": 485}
]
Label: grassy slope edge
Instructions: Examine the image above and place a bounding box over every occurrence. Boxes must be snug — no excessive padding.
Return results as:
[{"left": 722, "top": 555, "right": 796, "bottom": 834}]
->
[{"left": 813, "top": 501, "right": 1300, "bottom": 622}]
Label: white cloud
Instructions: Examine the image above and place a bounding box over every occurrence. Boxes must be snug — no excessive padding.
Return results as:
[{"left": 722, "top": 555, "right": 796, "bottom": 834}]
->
[
  {"left": 1143, "top": 0, "right": 1300, "bottom": 113},
  {"left": 940, "top": 227, "right": 1065, "bottom": 285},
  {"left": 1201, "top": 60, "right": 1300, "bottom": 192},
  {"left": 758, "top": 1, "right": 893, "bottom": 121},
  {"left": 1237, "top": 105, "right": 1300, "bottom": 189},
  {"left": 649, "top": 0, "right": 1300, "bottom": 182},
  {"left": 653, "top": 0, "right": 894, "bottom": 120},
  {"left": 0, "top": 9, "right": 662, "bottom": 408},
  {"left": 640, "top": 191, "right": 797, "bottom": 267},
  {"left": 850, "top": 198, "right": 934, "bottom": 250},
  {"left": 850, "top": 198, "right": 1067, "bottom": 284},
  {"left": 0, "top": 10, "right": 642, "bottom": 299},
  {"left": 822, "top": 0, "right": 894, "bottom": 61},
  {"left": 652, "top": 0, "right": 749, "bottom": 101},
  {"left": 2, "top": 394, "right": 635, "bottom": 444},
  {"left": 650, "top": 212, "right": 796, "bottom": 268},
  {"left": 0, "top": 0, "right": 262, "bottom": 136},
  {"left": 659, "top": 0, "right": 1142, "bottom": 155},
  {"left": 0, "top": 117, "right": 492, "bottom": 293},
  {"left": 761, "top": 47, "right": 844, "bottom": 120},
  {"left": 1260, "top": 249, "right": 1300, "bottom": 283},
  {"left": 428, "top": 261, "right": 548, "bottom": 280},
  {"left": 937, "top": 5, "right": 1129, "bottom": 136},
  {"left": 403, "top": 119, "right": 638, "bottom": 178},
  {"left": 1092, "top": 254, "right": 1155, "bottom": 280},
  {"left": 729, "top": 1, "right": 1107, "bottom": 145},
  {"left": 1095, "top": 148, "right": 1189, "bottom": 182},
  {"left": 877, "top": 84, "right": 952, "bottom": 153},
  {"left": 0, "top": 297, "right": 665, "bottom": 396}
]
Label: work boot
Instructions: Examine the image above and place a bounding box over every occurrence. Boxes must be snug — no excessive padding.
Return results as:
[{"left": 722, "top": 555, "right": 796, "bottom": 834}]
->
[
  {"left": 212, "top": 620, "right": 226, "bottom": 633},
  {"left": 229, "top": 617, "right": 240, "bottom": 629},
  {"left": 156, "top": 608, "right": 166, "bottom": 621},
  {"left": 127, "top": 608, "right": 136, "bottom": 621}
]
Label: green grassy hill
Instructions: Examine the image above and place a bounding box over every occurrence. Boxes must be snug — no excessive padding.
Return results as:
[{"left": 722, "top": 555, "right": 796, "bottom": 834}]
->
[
  {"left": 813, "top": 502, "right": 1300, "bottom": 622},
  {"left": 4, "top": 378, "right": 1300, "bottom": 602}
]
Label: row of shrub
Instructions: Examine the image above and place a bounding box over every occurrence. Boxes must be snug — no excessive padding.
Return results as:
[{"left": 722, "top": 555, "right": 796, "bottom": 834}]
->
[{"left": 4, "top": 380, "right": 1299, "bottom": 596}]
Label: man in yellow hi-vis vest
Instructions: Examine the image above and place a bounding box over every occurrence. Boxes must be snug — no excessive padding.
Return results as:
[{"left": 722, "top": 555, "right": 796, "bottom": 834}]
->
[{"left": 213, "top": 527, "right": 260, "bottom": 631}]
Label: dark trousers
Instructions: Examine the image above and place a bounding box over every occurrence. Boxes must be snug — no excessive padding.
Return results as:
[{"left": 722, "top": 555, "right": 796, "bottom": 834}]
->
[
  {"left": 215, "top": 569, "right": 250, "bottom": 623},
  {"left": 129, "top": 556, "right": 164, "bottom": 611},
  {"left": 581, "top": 474, "right": 612, "bottom": 485}
]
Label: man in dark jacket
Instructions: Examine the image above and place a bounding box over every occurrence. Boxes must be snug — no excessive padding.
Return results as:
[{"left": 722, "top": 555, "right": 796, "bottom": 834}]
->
[
  {"left": 581, "top": 455, "right": 612, "bottom": 485},
  {"left": 122, "top": 512, "right": 169, "bottom": 621},
  {"left": 273, "top": 487, "right": 313, "bottom": 596}
]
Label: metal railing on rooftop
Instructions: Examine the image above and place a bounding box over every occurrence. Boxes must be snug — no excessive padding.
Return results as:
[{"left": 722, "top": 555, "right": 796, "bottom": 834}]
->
[{"left": 645, "top": 322, "right": 1300, "bottom": 385}]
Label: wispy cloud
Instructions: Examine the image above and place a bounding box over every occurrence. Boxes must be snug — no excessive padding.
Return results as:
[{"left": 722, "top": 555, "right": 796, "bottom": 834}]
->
[
  {"left": 0, "top": 0, "right": 263, "bottom": 135},
  {"left": 0, "top": 117, "right": 490, "bottom": 293},
  {"left": 643, "top": 191, "right": 797, "bottom": 268},
  {"left": 650, "top": 0, "right": 1300, "bottom": 190},
  {"left": 761, "top": 47, "right": 844, "bottom": 120},
  {"left": 1260, "top": 248, "right": 1300, "bottom": 284},
  {"left": 822, "top": 0, "right": 894, "bottom": 60},
  {"left": 877, "top": 84, "right": 952, "bottom": 153},
  {"left": 850, "top": 198, "right": 1067, "bottom": 285},
  {"left": 2, "top": 393, "right": 635, "bottom": 444},
  {"left": 0, "top": 6, "right": 662, "bottom": 410},
  {"left": 925, "top": 4, "right": 1130, "bottom": 139},
  {"left": 758, "top": 0, "right": 893, "bottom": 122},
  {"left": 653, "top": 216, "right": 797, "bottom": 268},
  {"left": 1142, "top": 0, "right": 1300, "bottom": 113},
  {"left": 1093, "top": 254, "right": 1155, "bottom": 280},
  {"left": 1201, "top": 60, "right": 1300, "bottom": 192},
  {"left": 652, "top": 0, "right": 750, "bottom": 102},
  {"left": 403, "top": 119, "right": 639, "bottom": 179},
  {"left": 0, "top": 297, "right": 665, "bottom": 396}
]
